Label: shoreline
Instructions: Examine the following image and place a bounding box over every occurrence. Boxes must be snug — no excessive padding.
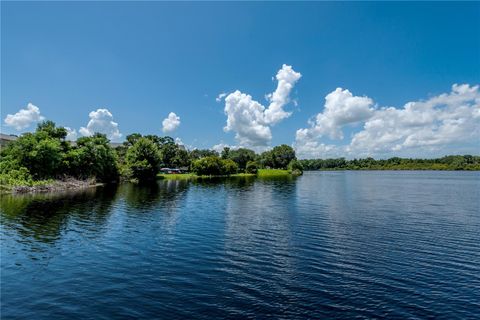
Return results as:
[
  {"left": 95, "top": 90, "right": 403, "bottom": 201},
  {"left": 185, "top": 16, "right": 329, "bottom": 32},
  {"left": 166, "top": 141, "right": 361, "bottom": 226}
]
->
[
  {"left": 304, "top": 168, "right": 480, "bottom": 171},
  {"left": 6, "top": 168, "right": 474, "bottom": 195},
  {"left": 2, "top": 179, "right": 104, "bottom": 195},
  {"left": 158, "top": 169, "right": 300, "bottom": 180}
]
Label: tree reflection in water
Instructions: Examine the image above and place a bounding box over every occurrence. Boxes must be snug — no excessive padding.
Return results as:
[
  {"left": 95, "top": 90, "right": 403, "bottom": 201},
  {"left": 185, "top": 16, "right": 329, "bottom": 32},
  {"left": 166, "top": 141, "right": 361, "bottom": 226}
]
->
[{"left": 1, "top": 185, "right": 119, "bottom": 246}]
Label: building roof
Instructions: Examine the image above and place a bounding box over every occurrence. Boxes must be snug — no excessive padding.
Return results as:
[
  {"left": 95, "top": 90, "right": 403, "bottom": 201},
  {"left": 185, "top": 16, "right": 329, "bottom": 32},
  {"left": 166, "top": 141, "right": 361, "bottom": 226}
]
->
[{"left": 0, "top": 133, "right": 18, "bottom": 141}]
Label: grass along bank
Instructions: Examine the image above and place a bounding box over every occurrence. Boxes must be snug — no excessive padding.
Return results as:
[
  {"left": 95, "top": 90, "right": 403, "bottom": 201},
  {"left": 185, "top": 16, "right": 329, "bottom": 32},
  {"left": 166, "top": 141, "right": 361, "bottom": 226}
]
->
[
  {"left": 158, "top": 169, "right": 299, "bottom": 180},
  {"left": 257, "top": 169, "right": 291, "bottom": 177},
  {"left": 158, "top": 172, "right": 257, "bottom": 180}
]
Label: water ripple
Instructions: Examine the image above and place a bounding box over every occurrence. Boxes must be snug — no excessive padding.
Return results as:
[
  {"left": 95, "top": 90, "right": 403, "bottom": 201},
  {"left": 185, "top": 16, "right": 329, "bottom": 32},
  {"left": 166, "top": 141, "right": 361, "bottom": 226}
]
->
[{"left": 1, "top": 172, "right": 479, "bottom": 319}]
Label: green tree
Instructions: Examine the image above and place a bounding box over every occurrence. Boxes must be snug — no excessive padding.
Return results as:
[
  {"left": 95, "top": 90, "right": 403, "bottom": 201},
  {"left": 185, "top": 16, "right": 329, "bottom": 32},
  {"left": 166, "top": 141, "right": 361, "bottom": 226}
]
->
[
  {"left": 246, "top": 161, "right": 259, "bottom": 174},
  {"left": 171, "top": 147, "right": 191, "bottom": 168},
  {"left": 191, "top": 156, "right": 224, "bottom": 175},
  {"left": 124, "top": 133, "right": 142, "bottom": 147},
  {"left": 222, "top": 159, "right": 238, "bottom": 175},
  {"left": 228, "top": 148, "right": 256, "bottom": 171},
  {"left": 125, "top": 137, "right": 161, "bottom": 181},
  {"left": 144, "top": 134, "right": 163, "bottom": 146},
  {"left": 221, "top": 147, "right": 230, "bottom": 159},
  {"left": 37, "top": 120, "right": 68, "bottom": 140},
  {"left": 1, "top": 122, "right": 67, "bottom": 179},
  {"left": 288, "top": 159, "right": 304, "bottom": 174},
  {"left": 66, "top": 134, "right": 119, "bottom": 182},
  {"left": 258, "top": 150, "right": 275, "bottom": 168},
  {"left": 159, "top": 140, "right": 178, "bottom": 167},
  {"left": 271, "top": 144, "right": 296, "bottom": 169}
]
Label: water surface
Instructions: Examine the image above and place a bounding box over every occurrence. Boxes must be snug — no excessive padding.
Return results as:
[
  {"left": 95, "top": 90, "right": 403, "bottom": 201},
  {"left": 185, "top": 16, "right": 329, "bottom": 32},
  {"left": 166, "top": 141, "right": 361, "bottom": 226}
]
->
[{"left": 1, "top": 171, "right": 479, "bottom": 319}]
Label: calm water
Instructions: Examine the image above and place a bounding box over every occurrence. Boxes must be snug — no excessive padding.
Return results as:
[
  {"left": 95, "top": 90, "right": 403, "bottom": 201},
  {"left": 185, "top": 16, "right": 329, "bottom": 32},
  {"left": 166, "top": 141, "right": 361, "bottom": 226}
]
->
[{"left": 1, "top": 171, "right": 479, "bottom": 319}]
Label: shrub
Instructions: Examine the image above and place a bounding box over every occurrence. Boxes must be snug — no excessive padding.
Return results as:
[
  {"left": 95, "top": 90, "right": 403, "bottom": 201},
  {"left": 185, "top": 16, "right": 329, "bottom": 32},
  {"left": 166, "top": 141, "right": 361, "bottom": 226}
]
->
[
  {"left": 246, "top": 161, "right": 259, "bottom": 174},
  {"left": 191, "top": 156, "right": 238, "bottom": 176},
  {"left": 191, "top": 156, "right": 224, "bottom": 176},
  {"left": 288, "top": 159, "right": 304, "bottom": 172},
  {"left": 0, "top": 167, "right": 34, "bottom": 186},
  {"left": 222, "top": 159, "right": 238, "bottom": 175}
]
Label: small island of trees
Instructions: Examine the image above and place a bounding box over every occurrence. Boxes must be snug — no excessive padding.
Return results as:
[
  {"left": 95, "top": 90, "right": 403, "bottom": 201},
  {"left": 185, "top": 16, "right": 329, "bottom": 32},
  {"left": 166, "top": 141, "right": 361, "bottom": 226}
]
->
[{"left": 1, "top": 120, "right": 478, "bottom": 193}]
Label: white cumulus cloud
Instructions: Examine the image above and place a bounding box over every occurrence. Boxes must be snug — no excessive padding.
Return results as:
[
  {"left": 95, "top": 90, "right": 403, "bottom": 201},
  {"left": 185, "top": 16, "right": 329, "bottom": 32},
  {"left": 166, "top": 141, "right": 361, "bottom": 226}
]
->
[
  {"left": 223, "top": 64, "right": 301, "bottom": 147},
  {"left": 294, "top": 141, "right": 343, "bottom": 159},
  {"left": 264, "top": 64, "right": 303, "bottom": 124},
  {"left": 162, "top": 112, "right": 181, "bottom": 133},
  {"left": 295, "top": 84, "right": 480, "bottom": 158},
  {"left": 4, "top": 103, "right": 45, "bottom": 130},
  {"left": 211, "top": 143, "right": 241, "bottom": 153},
  {"left": 65, "top": 127, "right": 78, "bottom": 141},
  {"left": 296, "top": 88, "right": 374, "bottom": 143},
  {"left": 348, "top": 84, "right": 480, "bottom": 156},
  {"left": 79, "top": 108, "right": 122, "bottom": 141}
]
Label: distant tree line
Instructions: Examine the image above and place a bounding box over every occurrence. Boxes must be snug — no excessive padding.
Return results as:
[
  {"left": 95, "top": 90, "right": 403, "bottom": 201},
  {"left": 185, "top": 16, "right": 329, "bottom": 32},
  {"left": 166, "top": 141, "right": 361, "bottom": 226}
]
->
[{"left": 299, "top": 156, "right": 480, "bottom": 171}]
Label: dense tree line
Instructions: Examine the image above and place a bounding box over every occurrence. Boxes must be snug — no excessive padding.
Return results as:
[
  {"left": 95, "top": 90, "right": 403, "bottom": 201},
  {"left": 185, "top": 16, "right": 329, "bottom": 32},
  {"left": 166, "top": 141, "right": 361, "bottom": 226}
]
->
[
  {"left": 190, "top": 144, "right": 298, "bottom": 176},
  {"left": 0, "top": 121, "right": 119, "bottom": 188},
  {"left": 0, "top": 121, "right": 300, "bottom": 186},
  {"left": 299, "top": 156, "right": 480, "bottom": 171}
]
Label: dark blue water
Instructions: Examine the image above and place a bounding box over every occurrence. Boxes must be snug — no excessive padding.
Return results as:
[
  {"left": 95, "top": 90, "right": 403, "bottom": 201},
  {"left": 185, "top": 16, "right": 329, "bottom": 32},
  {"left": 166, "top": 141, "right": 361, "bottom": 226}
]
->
[{"left": 1, "top": 171, "right": 479, "bottom": 319}]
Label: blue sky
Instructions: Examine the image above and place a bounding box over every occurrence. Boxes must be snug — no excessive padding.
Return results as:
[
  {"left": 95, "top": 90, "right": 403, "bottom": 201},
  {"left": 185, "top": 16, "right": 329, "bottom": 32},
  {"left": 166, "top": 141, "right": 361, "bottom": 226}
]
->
[{"left": 2, "top": 2, "right": 479, "bottom": 158}]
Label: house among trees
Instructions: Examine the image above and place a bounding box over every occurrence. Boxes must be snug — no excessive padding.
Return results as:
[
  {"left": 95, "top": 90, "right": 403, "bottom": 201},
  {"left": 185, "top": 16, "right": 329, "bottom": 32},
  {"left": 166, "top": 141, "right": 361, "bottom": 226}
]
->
[
  {"left": 0, "top": 133, "right": 18, "bottom": 147},
  {"left": 160, "top": 167, "right": 189, "bottom": 174}
]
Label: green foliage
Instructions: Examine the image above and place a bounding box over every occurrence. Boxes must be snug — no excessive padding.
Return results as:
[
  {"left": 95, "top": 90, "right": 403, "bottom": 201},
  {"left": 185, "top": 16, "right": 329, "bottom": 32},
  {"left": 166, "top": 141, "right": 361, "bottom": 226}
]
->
[
  {"left": 222, "top": 159, "right": 239, "bottom": 175},
  {"left": 0, "top": 122, "right": 120, "bottom": 186},
  {"left": 298, "top": 155, "right": 480, "bottom": 171},
  {"left": 288, "top": 159, "right": 304, "bottom": 174},
  {"left": 259, "top": 145, "right": 296, "bottom": 169},
  {"left": 227, "top": 148, "right": 255, "bottom": 171},
  {"left": 258, "top": 150, "right": 274, "bottom": 168},
  {"left": 221, "top": 147, "right": 230, "bottom": 159},
  {"left": 121, "top": 134, "right": 190, "bottom": 169},
  {"left": 272, "top": 145, "right": 296, "bottom": 169},
  {"left": 0, "top": 166, "right": 33, "bottom": 187},
  {"left": 246, "top": 161, "right": 259, "bottom": 174},
  {"left": 191, "top": 156, "right": 238, "bottom": 176},
  {"left": 0, "top": 164, "right": 53, "bottom": 190},
  {"left": 191, "top": 156, "right": 224, "bottom": 176},
  {"left": 125, "top": 137, "right": 162, "bottom": 181},
  {"left": 66, "top": 134, "right": 119, "bottom": 182},
  {"left": 37, "top": 120, "right": 68, "bottom": 140},
  {"left": 171, "top": 147, "right": 190, "bottom": 168},
  {"left": 158, "top": 139, "right": 178, "bottom": 167},
  {"left": 124, "top": 133, "right": 142, "bottom": 147},
  {"left": 0, "top": 121, "right": 68, "bottom": 179}
]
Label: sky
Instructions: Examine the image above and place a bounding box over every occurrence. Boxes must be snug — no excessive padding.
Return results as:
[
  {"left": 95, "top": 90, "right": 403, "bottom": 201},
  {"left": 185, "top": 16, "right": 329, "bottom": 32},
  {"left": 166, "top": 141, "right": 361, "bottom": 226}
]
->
[{"left": 2, "top": 1, "right": 479, "bottom": 159}]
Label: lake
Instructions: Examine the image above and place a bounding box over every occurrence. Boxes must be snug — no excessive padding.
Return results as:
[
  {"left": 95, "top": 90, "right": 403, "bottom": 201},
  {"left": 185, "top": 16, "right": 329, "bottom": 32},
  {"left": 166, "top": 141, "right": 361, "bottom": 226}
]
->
[{"left": 1, "top": 171, "right": 479, "bottom": 319}]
